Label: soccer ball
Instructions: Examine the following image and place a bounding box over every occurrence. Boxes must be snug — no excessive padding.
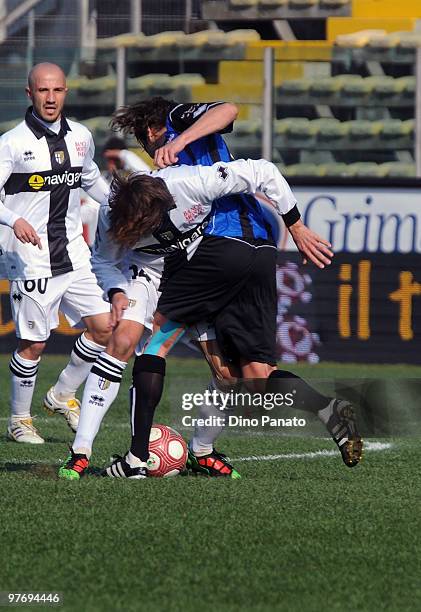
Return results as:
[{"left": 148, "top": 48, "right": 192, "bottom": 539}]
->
[{"left": 147, "top": 424, "right": 188, "bottom": 477}]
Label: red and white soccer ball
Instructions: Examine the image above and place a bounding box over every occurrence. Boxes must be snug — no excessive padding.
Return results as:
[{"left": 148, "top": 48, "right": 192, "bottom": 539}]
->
[{"left": 147, "top": 424, "right": 188, "bottom": 477}]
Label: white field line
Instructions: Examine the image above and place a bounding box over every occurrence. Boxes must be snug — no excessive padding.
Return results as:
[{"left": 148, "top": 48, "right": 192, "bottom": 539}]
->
[
  {"left": 1, "top": 441, "right": 391, "bottom": 467},
  {"left": 232, "top": 441, "right": 391, "bottom": 462}
]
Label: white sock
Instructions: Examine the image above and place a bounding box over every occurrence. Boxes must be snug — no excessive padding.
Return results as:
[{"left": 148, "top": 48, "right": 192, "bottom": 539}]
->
[
  {"left": 72, "top": 352, "right": 127, "bottom": 458},
  {"left": 191, "top": 378, "right": 226, "bottom": 457},
  {"left": 318, "top": 399, "right": 334, "bottom": 425},
  {"left": 9, "top": 351, "right": 40, "bottom": 419},
  {"left": 126, "top": 451, "right": 147, "bottom": 468},
  {"left": 53, "top": 333, "right": 105, "bottom": 401}
]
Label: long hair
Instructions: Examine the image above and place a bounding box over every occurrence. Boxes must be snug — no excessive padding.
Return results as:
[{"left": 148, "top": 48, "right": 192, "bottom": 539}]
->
[
  {"left": 108, "top": 172, "right": 173, "bottom": 247},
  {"left": 110, "top": 97, "right": 175, "bottom": 149}
]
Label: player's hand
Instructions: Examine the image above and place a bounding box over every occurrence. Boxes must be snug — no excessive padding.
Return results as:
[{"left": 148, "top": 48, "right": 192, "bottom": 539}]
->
[
  {"left": 154, "top": 136, "right": 186, "bottom": 168},
  {"left": 13, "top": 218, "right": 42, "bottom": 249},
  {"left": 288, "top": 220, "right": 333, "bottom": 269},
  {"left": 110, "top": 292, "right": 129, "bottom": 328}
]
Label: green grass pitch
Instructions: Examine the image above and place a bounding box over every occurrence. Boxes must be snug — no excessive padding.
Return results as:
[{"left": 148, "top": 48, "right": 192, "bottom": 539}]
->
[{"left": 1, "top": 355, "right": 421, "bottom": 612}]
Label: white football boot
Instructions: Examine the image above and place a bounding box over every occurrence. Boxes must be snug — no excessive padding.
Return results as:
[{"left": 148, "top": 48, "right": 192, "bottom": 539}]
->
[
  {"left": 43, "top": 387, "right": 81, "bottom": 432},
  {"left": 7, "top": 417, "right": 45, "bottom": 444}
]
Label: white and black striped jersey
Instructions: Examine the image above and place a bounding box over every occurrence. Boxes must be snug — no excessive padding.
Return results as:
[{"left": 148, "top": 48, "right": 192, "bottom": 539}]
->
[
  {"left": 92, "top": 158, "right": 297, "bottom": 297},
  {"left": 0, "top": 107, "right": 109, "bottom": 280}
]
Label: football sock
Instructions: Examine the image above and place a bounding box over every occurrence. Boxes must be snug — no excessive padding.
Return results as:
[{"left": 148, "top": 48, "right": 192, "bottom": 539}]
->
[
  {"left": 267, "top": 370, "right": 332, "bottom": 415},
  {"left": 53, "top": 333, "right": 105, "bottom": 401},
  {"left": 9, "top": 351, "right": 40, "bottom": 419},
  {"left": 126, "top": 451, "right": 147, "bottom": 468},
  {"left": 317, "top": 399, "right": 336, "bottom": 425},
  {"left": 72, "top": 352, "right": 127, "bottom": 457},
  {"left": 191, "top": 378, "right": 227, "bottom": 457},
  {"left": 130, "top": 354, "right": 166, "bottom": 462}
]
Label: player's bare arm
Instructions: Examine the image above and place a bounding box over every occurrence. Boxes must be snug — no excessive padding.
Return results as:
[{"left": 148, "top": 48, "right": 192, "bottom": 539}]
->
[
  {"left": 288, "top": 219, "right": 333, "bottom": 269},
  {"left": 153, "top": 103, "right": 238, "bottom": 168}
]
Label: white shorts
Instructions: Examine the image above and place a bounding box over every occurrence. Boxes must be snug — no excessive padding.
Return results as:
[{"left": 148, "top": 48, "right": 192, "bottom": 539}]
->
[
  {"left": 122, "top": 274, "right": 159, "bottom": 331},
  {"left": 10, "top": 265, "right": 109, "bottom": 342}
]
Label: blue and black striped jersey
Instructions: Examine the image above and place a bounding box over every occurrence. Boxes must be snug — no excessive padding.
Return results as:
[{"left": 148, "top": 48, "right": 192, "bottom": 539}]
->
[{"left": 166, "top": 102, "right": 275, "bottom": 244}]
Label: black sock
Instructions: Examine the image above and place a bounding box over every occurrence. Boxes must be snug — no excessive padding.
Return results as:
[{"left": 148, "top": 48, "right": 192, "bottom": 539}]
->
[
  {"left": 267, "top": 370, "right": 331, "bottom": 414},
  {"left": 130, "top": 354, "right": 166, "bottom": 462}
]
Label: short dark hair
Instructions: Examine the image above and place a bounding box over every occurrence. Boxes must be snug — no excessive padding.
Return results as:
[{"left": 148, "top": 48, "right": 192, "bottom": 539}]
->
[
  {"left": 110, "top": 97, "right": 175, "bottom": 149},
  {"left": 108, "top": 172, "right": 173, "bottom": 247},
  {"left": 102, "top": 136, "right": 127, "bottom": 152}
]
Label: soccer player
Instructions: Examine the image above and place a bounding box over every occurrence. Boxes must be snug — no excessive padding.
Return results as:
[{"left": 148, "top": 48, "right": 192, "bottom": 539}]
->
[
  {"left": 0, "top": 62, "right": 112, "bottom": 443},
  {"left": 102, "top": 135, "right": 151, "bottom": 178},
  {"left": 96, "top": 160, "right": 358, "bottom": 479},
  {"left": 108, "top": 98, "right": 361, "bottom": 475}
]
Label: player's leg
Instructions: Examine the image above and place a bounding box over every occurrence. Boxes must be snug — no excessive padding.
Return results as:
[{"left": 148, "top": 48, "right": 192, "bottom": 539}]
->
[
  {"left": 127, "top": 312, "right": 186, "bottom": 459},
  {"left": 266, "top": 370, "right": 363, "bottom": 467},
  {"left": 59, "top": 273, "right": 159, "bottom": 480},
  {"left": 59, "top": 319, "right": 144, "bottom": 480},
  {"left": 8, "top": 277, "right": 64, "bottom": 443},
  {"left": 185, "top": 328, "right": 242, "bottom": 478},
  {"left": 215, "top": 245, "right": 362, "bottom": 466},
  {"left": 8, "top": 338, "right": 46, "bottom": 443},
  {"left": 49, "top": 329, "right": 107, "bottom": 402},
  {"left": 43, "top": 330, "right": 106, "bottom": 432},
  {"left": 102, "top": 313, "right": 187, "bottom": 478},
  {"left": 43, "top": 266, "right": 111, "bottom": 431},
  {"left": 105, "top": 237, "right": 256, "bottom": 477}
]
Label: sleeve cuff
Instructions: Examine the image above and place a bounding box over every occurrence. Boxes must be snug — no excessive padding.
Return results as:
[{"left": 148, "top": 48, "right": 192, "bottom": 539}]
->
[
  {"left": 282, "top": 204, "right": 301, "bottom": 228},
  {"left": 0, "top": 208, "right": 20, "bottom": 228},
  {"left": 108, "top": 288, "right": 126, "bottom": 302}
]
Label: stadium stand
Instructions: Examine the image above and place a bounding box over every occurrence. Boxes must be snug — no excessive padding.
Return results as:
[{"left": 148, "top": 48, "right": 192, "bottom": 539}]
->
[
  {"left": 202, "top": 0, "right": 351, "bottom": 19},
  {"left": 1, "top": 0, "right": 421, "bottom": 177}
]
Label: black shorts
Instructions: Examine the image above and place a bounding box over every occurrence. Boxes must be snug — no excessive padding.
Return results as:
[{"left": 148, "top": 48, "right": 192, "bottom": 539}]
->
[
  {"left": 158, "top": 235, "right": 277, "bottom": 366},
  {"left": 214, "top": 245, "right": 277, "bottom": 366},
  {"left": 158, "top": 235, "right": 256, "bottom": 324}
]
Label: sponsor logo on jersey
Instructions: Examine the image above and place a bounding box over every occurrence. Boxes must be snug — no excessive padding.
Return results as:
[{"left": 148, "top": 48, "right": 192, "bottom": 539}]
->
[
  {"left": 54, "top": 150, "right": 65, "bottom": 165},
  {"left": 138, "top": 219, "right": 209, "bottom": 255},
  {"left": 128, "top": 299, "right": 137, "bottom": 308},
  {"left": 28, "top": 174, "right": 45, "bottom": 190},
  {"left": 183, "top": 203, "right": 205, "bottom": 223},
  {"left": 159, "top": 230, "right": 175, "bottom": 241},
  {"left": 28, "top": 171, "right": 82, "bottom": 190},
  {"left": 180, "top": 104, "right": 206, "bottom": 121},
  {"left": 75, "top": 141, "right": 88, "bottom": 157},
  {"left": 23, "top": 150, "right": 35, "bottom": 161},
  {"left": 217, "top": 165, "right": 228, "bottom": 181}
]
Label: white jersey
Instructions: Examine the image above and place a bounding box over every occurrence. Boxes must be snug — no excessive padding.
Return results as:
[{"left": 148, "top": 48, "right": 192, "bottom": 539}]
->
[
  {"left": 0, "top": 108, "right": 109, "bottom": 280},
  {"left": 92, "top": 205, "right": 164, "bottom": 298},
  {"left": 92, "top": 158, "right": 297, "bottom": 296}
]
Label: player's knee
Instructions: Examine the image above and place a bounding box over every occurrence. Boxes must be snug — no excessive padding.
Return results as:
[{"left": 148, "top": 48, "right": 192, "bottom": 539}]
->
[
  {"left": 90, "top": 329, "right": 111, "bottom": 347},
  {"left": 107, "top": 333, "right": 138, "bottom": 362},
  {"left": 84, "top": 313, "right": 112, "bottom": 347},
  {"left": 17, "top": 340, "right": 46, "bottom": 361},
  {"left": 86, "top": 317, "right": 112, "bottom": 346}
]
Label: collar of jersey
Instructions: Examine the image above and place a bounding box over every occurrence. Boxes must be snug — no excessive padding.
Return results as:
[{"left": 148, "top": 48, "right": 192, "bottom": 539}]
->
[{"left": 25, "top": 106, "right": 71, "bottom": 139}]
